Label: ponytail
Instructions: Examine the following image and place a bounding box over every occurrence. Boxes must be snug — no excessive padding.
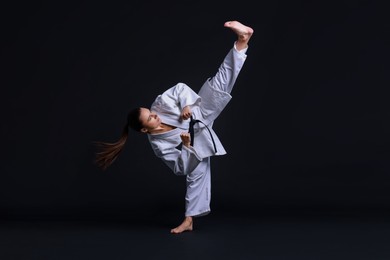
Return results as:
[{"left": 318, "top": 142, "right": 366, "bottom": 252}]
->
[
  {"left": 94, "top": 124, "right": 129, "bottom": 171},
  {"left": 94, "top": 108, "right": 142, "bottom": 171}
]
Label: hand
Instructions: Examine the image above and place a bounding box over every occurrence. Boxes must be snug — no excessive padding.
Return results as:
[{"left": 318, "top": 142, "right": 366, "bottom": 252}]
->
[
  {"left": 180, "top": 106, "right": 192, "bottom": 121},
  {"left": 180, "top": 132, "right": 191, "bottom": 147}
]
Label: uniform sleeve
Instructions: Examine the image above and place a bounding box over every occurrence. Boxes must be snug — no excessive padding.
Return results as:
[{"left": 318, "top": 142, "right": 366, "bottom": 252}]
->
[
  {"left": 152, "top": 143, "right": 202, "bottom": 176},
  {"left": 149, "top": 83, "right": 203, "bottom": 175},
  {"left": 174, "top": 146, "right": 203, "bottom": 175},
  {"left": 160, "top": 82, "right": 201, "bottom": 110}
]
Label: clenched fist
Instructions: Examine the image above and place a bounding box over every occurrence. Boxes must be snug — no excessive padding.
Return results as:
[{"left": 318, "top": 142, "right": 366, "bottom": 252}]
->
[
  {"left": 180, "top": 106, "right": 192, "bottom": 121},
  {"left": 180, "top": 132, "right": 191, "bottom": 147}
]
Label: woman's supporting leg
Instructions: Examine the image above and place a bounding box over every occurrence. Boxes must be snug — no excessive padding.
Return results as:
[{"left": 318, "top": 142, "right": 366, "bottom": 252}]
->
[
  {"left": 171, "top": 158, "right": 211, "bottom": 234},
  {"left": 185, "top": 158, "right": 211, "bottom": 217}
]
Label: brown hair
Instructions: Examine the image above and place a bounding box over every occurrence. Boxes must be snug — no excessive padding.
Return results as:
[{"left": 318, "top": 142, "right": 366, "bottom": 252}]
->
[{"left": 94, "top": 108, "right": 142, "bottom": 170}]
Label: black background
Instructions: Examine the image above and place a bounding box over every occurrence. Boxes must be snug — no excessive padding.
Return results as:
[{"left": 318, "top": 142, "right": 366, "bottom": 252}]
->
[{"left": 1, "top": 0, "right": 389, "bottom": 221}]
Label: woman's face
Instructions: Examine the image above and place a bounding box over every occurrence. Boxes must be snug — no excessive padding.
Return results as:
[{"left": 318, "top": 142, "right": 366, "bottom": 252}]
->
[{"left": 139, "top": 108, "right": 161, "bottom": 133}]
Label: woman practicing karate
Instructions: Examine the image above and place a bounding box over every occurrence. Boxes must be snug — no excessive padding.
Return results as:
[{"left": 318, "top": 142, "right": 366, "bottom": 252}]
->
[{"left": 95, "top": 20, "right": 254, "bottom": 234}]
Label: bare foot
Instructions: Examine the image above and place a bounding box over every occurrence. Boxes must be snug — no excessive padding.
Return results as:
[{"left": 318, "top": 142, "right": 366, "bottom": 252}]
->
[
  {"left": 224, "top": 20, "right": 254, "bottom": 50},
  {"left": 170, "top": 216, "right": 193, "bottom": 234}
]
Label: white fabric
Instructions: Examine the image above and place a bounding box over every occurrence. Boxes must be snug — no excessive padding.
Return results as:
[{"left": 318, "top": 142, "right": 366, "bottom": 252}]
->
[{"left": 147, "top": 43, "right": 248, "bottom": 217}]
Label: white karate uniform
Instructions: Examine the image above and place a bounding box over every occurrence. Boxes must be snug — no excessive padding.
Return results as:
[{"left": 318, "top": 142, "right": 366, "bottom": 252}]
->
[{"left": 147, "top": 43, "right": 248, "bottom": 217}]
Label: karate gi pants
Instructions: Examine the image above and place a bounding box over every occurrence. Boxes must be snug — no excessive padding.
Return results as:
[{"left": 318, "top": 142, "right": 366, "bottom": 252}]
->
[{"left": 185, "top": 45, "right": 247, "bottom": 217}]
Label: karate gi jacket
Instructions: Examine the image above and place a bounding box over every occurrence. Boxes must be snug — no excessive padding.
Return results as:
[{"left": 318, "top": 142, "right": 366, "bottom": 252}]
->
[{"left": 147, "top": 81, "right": 232, "bottom": 176}]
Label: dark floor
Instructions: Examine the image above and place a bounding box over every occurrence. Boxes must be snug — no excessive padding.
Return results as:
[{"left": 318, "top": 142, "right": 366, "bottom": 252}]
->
[{"left": 1, "top": 208, "right": 390, "bottom": 260}]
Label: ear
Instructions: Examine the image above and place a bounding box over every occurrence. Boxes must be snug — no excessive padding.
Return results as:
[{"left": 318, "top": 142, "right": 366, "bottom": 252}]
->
[{"left": 140, "top": 128, "right": 148, "bottom": 133}]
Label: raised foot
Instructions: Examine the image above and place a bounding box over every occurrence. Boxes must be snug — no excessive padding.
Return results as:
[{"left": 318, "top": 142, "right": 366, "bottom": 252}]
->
[{"left": 224, "top": 20, "right": 254, "bottom": 41}]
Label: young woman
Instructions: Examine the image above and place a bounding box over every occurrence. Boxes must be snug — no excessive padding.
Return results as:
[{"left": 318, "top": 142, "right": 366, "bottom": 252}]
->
[{"left": 95, "top": 21, "right": 254, "bottom": 234}]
